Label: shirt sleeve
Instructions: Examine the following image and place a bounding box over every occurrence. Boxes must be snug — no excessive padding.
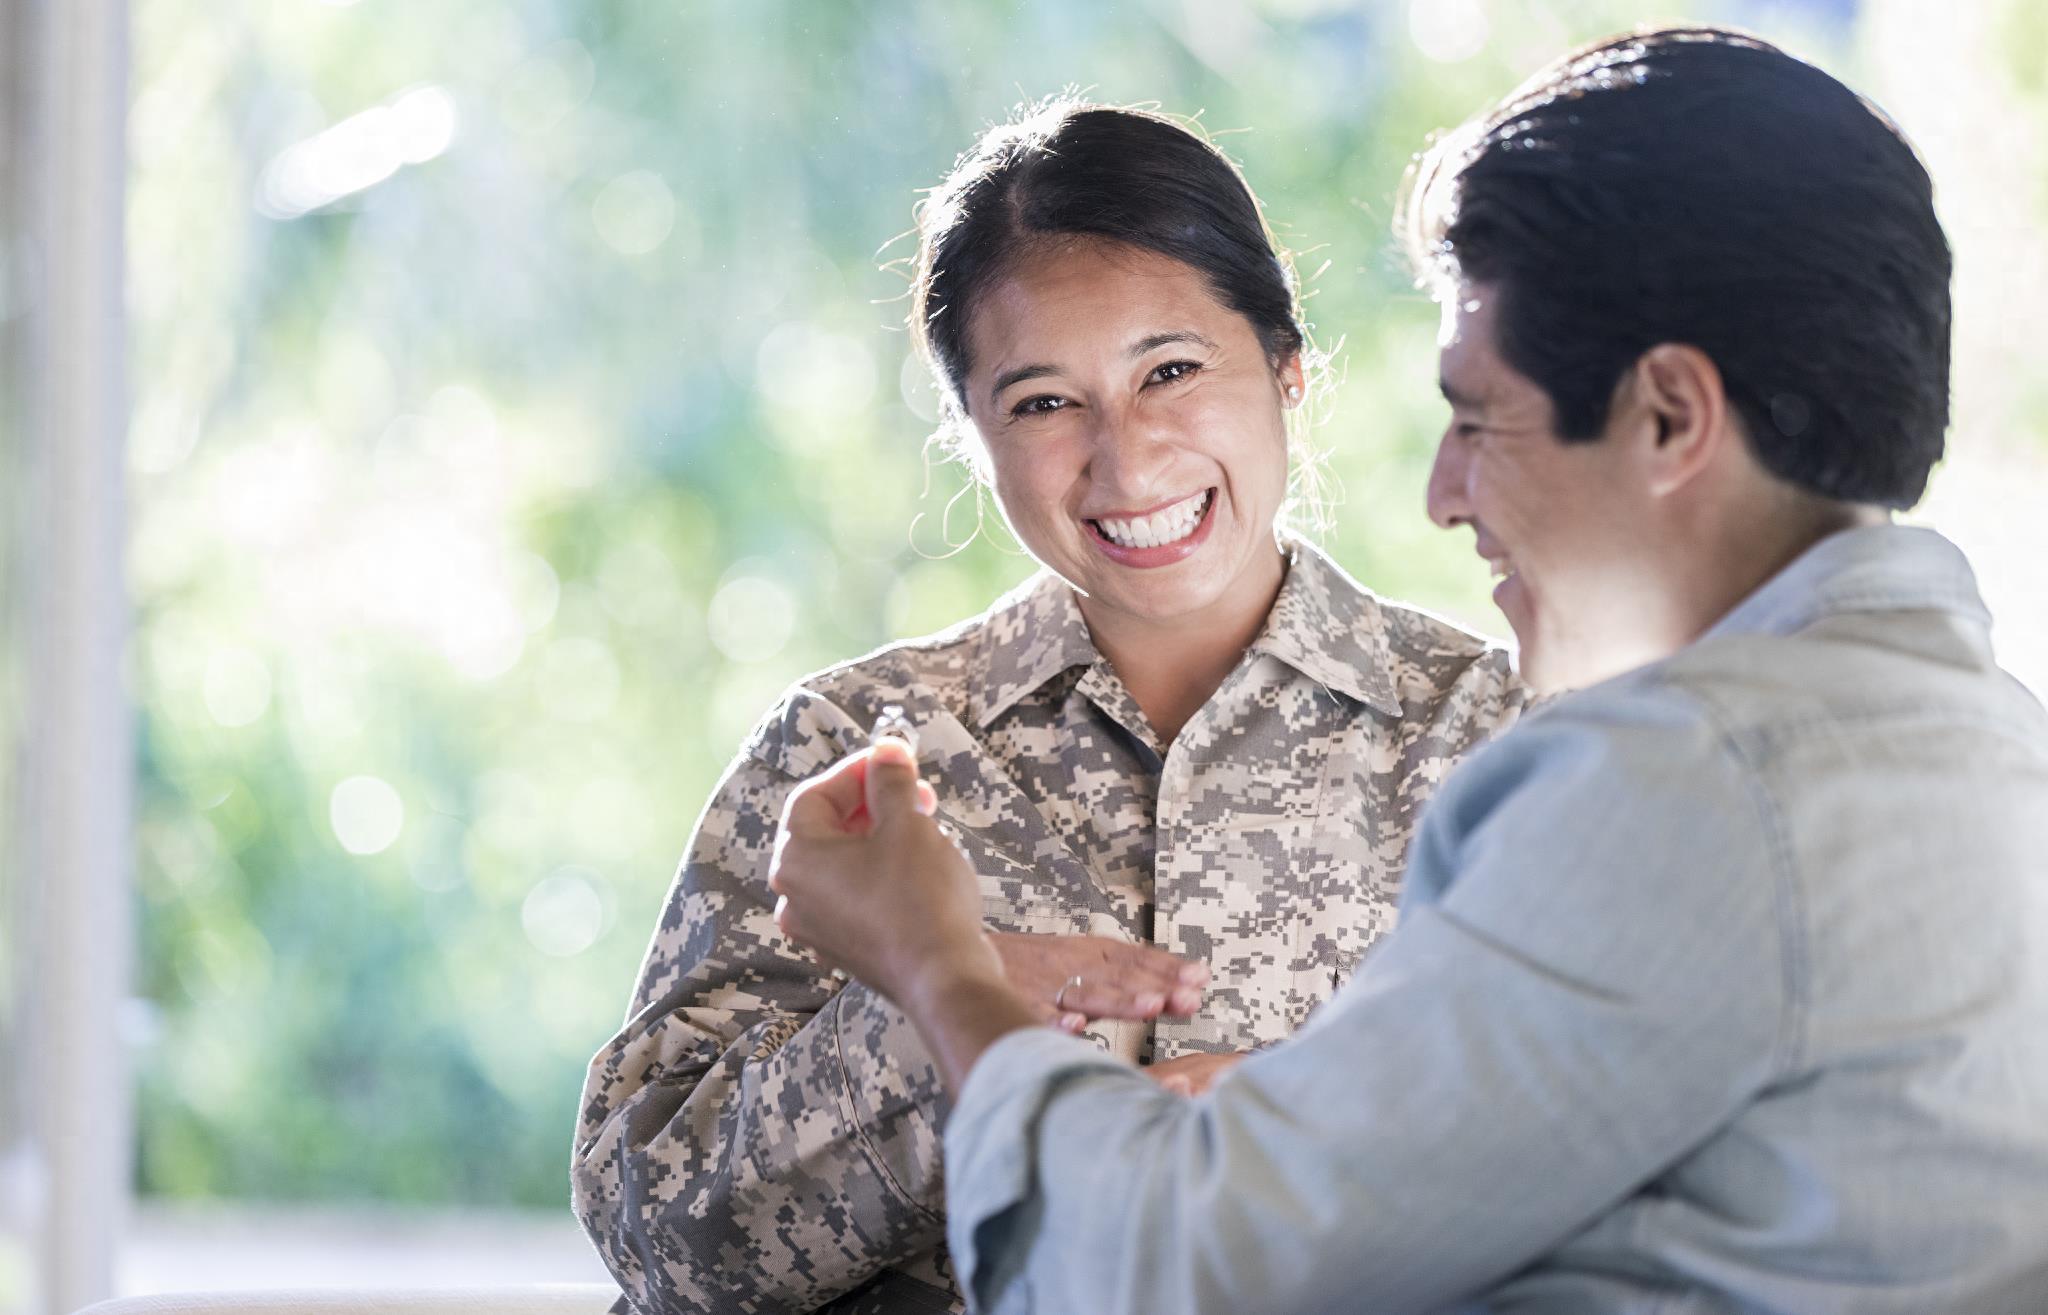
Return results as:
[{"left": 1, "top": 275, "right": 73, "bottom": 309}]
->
[
  {"left": 944, "top": 682, "right": 1796, "bottom": 1314},
  {"left": 572, "top": 691, "right": 952, "bottom": 1313}
]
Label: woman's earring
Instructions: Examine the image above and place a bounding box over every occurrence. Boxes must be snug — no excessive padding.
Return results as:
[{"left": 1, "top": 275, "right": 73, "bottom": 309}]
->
[{"left": 1285, "top": 383, "right": 1303, "bottom": 402}]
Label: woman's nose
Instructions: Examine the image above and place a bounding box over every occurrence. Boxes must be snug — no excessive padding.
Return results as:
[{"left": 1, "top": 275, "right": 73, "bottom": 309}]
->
[{"left": 1087, "top": 406, "right": 1177, "bottom": 497}]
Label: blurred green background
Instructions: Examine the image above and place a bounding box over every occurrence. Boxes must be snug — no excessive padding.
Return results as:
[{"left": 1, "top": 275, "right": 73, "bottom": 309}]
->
[{"left": 118, "top": 0, "right": 2048, "bottom": 1217}]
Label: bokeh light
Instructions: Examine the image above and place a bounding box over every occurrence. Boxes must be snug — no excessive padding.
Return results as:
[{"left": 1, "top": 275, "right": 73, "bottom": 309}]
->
[
  {"left": 706, "top": 571, "right": 797, "bottom": 665},
  {"left": 591, "top": 170, "right": 678, "bottom": 257},
  {"left": 257, "top": 85, "right": 458, "bottom": 219},
  {"left": 1409, "top": 0, "right": 1489, "bottom": 63},
  {"left": 521, "top": 868, "right": 610, "bottom": 959},
  {"left": 328, "top": 776, "right": 405, "bottom": 856}
]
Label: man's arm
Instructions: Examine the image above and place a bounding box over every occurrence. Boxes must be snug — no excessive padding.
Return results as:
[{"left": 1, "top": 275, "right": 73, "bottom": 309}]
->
[
  {"left": 776, "top": 690, "right": 1794, "bottom": 1314},
  {"left": 955, "top": 693, "right": 1793, "bottom": 1312},
  {"left": 770, "top": 736, "right": 1039, "bottom": 1095}
]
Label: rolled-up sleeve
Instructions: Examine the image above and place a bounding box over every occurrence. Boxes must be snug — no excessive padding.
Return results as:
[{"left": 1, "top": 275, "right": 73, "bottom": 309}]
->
[
  {"left": 944, "top": 684, "right": 1795, "bottom": 1314},
  {"left": 573, "top": 692, "right": 952, "bottom": 1312}
]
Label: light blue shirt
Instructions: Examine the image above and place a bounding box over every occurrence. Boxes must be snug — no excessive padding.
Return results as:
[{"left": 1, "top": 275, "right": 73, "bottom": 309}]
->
[{"left": 943, "top": 525, "right": 2048, "bottom": 1313}]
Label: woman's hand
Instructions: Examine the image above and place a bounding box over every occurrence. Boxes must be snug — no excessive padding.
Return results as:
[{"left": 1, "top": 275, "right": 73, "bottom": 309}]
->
[
  {"left": 1147, "top": 1050, "right": 1249, "bottom": 1097},
  {"left": 991, "top": 933, "right": 1208, "bottom": 1032}
]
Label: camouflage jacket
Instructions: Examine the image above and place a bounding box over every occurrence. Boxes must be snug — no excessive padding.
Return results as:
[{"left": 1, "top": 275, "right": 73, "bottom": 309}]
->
[{"left": 572, "top": 539, "right": 1526, "bottom": 1313}]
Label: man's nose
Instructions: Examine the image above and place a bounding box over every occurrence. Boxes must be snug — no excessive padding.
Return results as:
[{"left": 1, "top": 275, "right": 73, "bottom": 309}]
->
[{"left": 1425, "top": 430, "right": 1470, "bottom": 530}]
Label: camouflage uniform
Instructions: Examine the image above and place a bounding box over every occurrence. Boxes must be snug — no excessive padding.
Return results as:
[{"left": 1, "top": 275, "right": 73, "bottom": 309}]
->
[{"left": 573, "top": 538, "right": 1526, "bottom": 1313}]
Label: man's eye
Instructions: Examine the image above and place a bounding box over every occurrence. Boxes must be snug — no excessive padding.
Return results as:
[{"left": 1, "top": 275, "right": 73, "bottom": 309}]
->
[
  {"left": 1150, "top": 360, "right": 1201, "bottom": 385},
  {"left": 1012, "top": 395, "right": 1068, "bottom": 418},
  {"left": 1453, "top": 420, "right": 1483, "bottom": 440}
]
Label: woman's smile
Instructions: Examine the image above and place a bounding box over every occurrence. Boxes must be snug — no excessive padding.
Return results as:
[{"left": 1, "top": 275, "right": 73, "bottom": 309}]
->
[{"left": 1083, "top": 487, "right": 1216, "bottom": 565}]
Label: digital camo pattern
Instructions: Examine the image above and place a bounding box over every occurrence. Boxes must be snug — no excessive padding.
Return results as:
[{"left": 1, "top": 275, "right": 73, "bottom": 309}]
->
[{"left": 573, "top": 538, "right": 1527, "bottom": 1314}]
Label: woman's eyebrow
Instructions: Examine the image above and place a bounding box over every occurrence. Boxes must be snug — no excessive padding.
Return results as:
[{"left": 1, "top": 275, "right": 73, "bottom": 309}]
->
[
  {"left": 988, "top": 331, "right": 1218, "bottom": 405},
  {"left": 1129, "top": 330, "right": 1216, "bottom": 357},
  {"left": 989, "top": 363, "right": 1061, "bottom": 404}
]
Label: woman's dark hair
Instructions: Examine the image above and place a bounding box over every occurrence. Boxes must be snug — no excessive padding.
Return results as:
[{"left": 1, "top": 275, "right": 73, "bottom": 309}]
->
[
  {"left": 912, "top": 100, "right": 1306, "bottom": 433},
  {"left": 1400, "top": 26, "right": 1951, "bottom": 509}
]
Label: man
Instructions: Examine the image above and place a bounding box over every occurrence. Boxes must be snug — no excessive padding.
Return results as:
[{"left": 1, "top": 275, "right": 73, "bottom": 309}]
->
[{"left": 769, "top": 27, "right": 2048, "bottom": 1313}]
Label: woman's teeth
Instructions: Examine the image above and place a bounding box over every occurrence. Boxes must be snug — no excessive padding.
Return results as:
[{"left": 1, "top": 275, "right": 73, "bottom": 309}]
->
[{"left": 1095, "top": 490, "right": 1210, "bottom": 549}]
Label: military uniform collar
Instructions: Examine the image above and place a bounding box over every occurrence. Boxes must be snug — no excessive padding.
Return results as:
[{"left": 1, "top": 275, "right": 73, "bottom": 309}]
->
[
  {"left": 971, "top": 571, "right": 1102, "bottom": 728},
  {"left": 1252, "top": 536, "right": 1405, "bottom": 718},
  {"left": 971, "top": 537, "right": 1405, "bottom": 727}
]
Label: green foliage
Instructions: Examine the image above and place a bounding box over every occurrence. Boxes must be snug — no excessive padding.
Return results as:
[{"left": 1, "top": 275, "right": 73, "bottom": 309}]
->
[{"left": 130, "top": 0, "right": 1863, "bottom": 1209}]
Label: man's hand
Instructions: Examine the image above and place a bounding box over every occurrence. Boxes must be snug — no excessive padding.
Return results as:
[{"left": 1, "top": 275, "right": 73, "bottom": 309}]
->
[
  {"left": 1147, "top": 1050, "right": 1249, "bottom": 1097},
  {"left": 770, "top": 737, "right": 1001, "bottom": 1011},
  {"left": 771, "top": 737, "right": 1050, "bottom": 1093}
]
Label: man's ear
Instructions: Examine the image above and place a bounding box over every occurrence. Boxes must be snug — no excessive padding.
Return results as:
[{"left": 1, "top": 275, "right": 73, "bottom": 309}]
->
[{"left": 1631, "top": 343, "right": 1731, "bottom": 499}]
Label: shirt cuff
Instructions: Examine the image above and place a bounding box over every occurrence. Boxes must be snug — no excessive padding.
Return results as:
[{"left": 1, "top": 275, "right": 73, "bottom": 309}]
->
[
  {"left": 832, "top": 980, "right": 952, "bottom": 1220},
  {"left": 942, "top": 1027, "right": 1130, "bottom": 1311}
]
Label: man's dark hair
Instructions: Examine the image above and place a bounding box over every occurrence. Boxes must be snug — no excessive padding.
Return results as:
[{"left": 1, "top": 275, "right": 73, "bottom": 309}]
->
[
  {"left": 912, "top": 100, "right": 1305, "bottom": 425},
  {"left": 1401, "top": 26, "right": 1951, "bottom": 508}
]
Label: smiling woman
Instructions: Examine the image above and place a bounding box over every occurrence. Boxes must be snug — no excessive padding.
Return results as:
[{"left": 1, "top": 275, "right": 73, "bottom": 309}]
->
[
  {"left": 570, "top": 100, "right": 1528, "bottom": 1314},
  {"left": 964, "top": 239, "right": 1297, "bottom": 738}
]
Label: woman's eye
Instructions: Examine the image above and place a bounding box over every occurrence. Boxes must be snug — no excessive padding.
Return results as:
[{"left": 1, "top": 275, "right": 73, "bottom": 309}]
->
[
  {"left": 1011, "top": 395, "right": 1068, "bottom": 418},
  {"left": 1452, "top": 420, "right": 1483, "bottom": 440},
  {"left": 1150, "top": 360, "right": 1201, "bottom": 385}
]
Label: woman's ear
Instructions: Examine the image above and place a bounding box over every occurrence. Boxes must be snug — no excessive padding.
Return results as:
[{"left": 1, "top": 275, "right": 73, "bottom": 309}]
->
[{"left": 1278, "top": 353, "right": 1306, "bottom": 409}]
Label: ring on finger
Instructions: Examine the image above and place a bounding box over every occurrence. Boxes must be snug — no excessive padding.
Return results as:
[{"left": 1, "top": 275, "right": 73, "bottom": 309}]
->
[{"left": 1054, "top": 974, "right": 1083, "bottom": 1013}]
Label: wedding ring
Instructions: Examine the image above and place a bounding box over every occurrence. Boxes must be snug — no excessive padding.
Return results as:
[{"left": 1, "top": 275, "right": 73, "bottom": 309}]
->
[{"left": 1054, "top": 974, "right": 1083, "bottom": 1013}]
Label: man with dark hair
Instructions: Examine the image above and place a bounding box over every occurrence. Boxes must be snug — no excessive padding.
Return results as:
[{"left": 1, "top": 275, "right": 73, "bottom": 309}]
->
[
  {"left": 767, "top": 27, "right": 2048, "bottom": 1313},
  {"left": 1407, "top": 27, "right": 1949, "bottom": 509}
]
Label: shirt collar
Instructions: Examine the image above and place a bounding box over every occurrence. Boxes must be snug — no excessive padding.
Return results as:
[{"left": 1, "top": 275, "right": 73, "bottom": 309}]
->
[
  {"left": 1253, "top": 537, "right": 1405, "bottom": 718},
  {"left": 971, "top": 571, "right": 1101, "bottom": 728},
  {"left": 970, "top": 536, "right": 1408, "bottom": 728},
  {"left": 1703, "top": 522, "right": 1990, "bottom": 643}
]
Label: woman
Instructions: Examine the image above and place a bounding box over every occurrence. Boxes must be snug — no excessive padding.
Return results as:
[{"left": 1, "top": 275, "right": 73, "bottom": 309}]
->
[{"left": 572, "top": 101, "right": 1524, "bottom": 1315}]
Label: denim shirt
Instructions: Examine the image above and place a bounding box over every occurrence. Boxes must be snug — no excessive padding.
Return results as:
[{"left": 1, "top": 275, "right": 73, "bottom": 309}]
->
[{"left": 943, "top": 525, "right": 2048, "bottom": 1314}]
